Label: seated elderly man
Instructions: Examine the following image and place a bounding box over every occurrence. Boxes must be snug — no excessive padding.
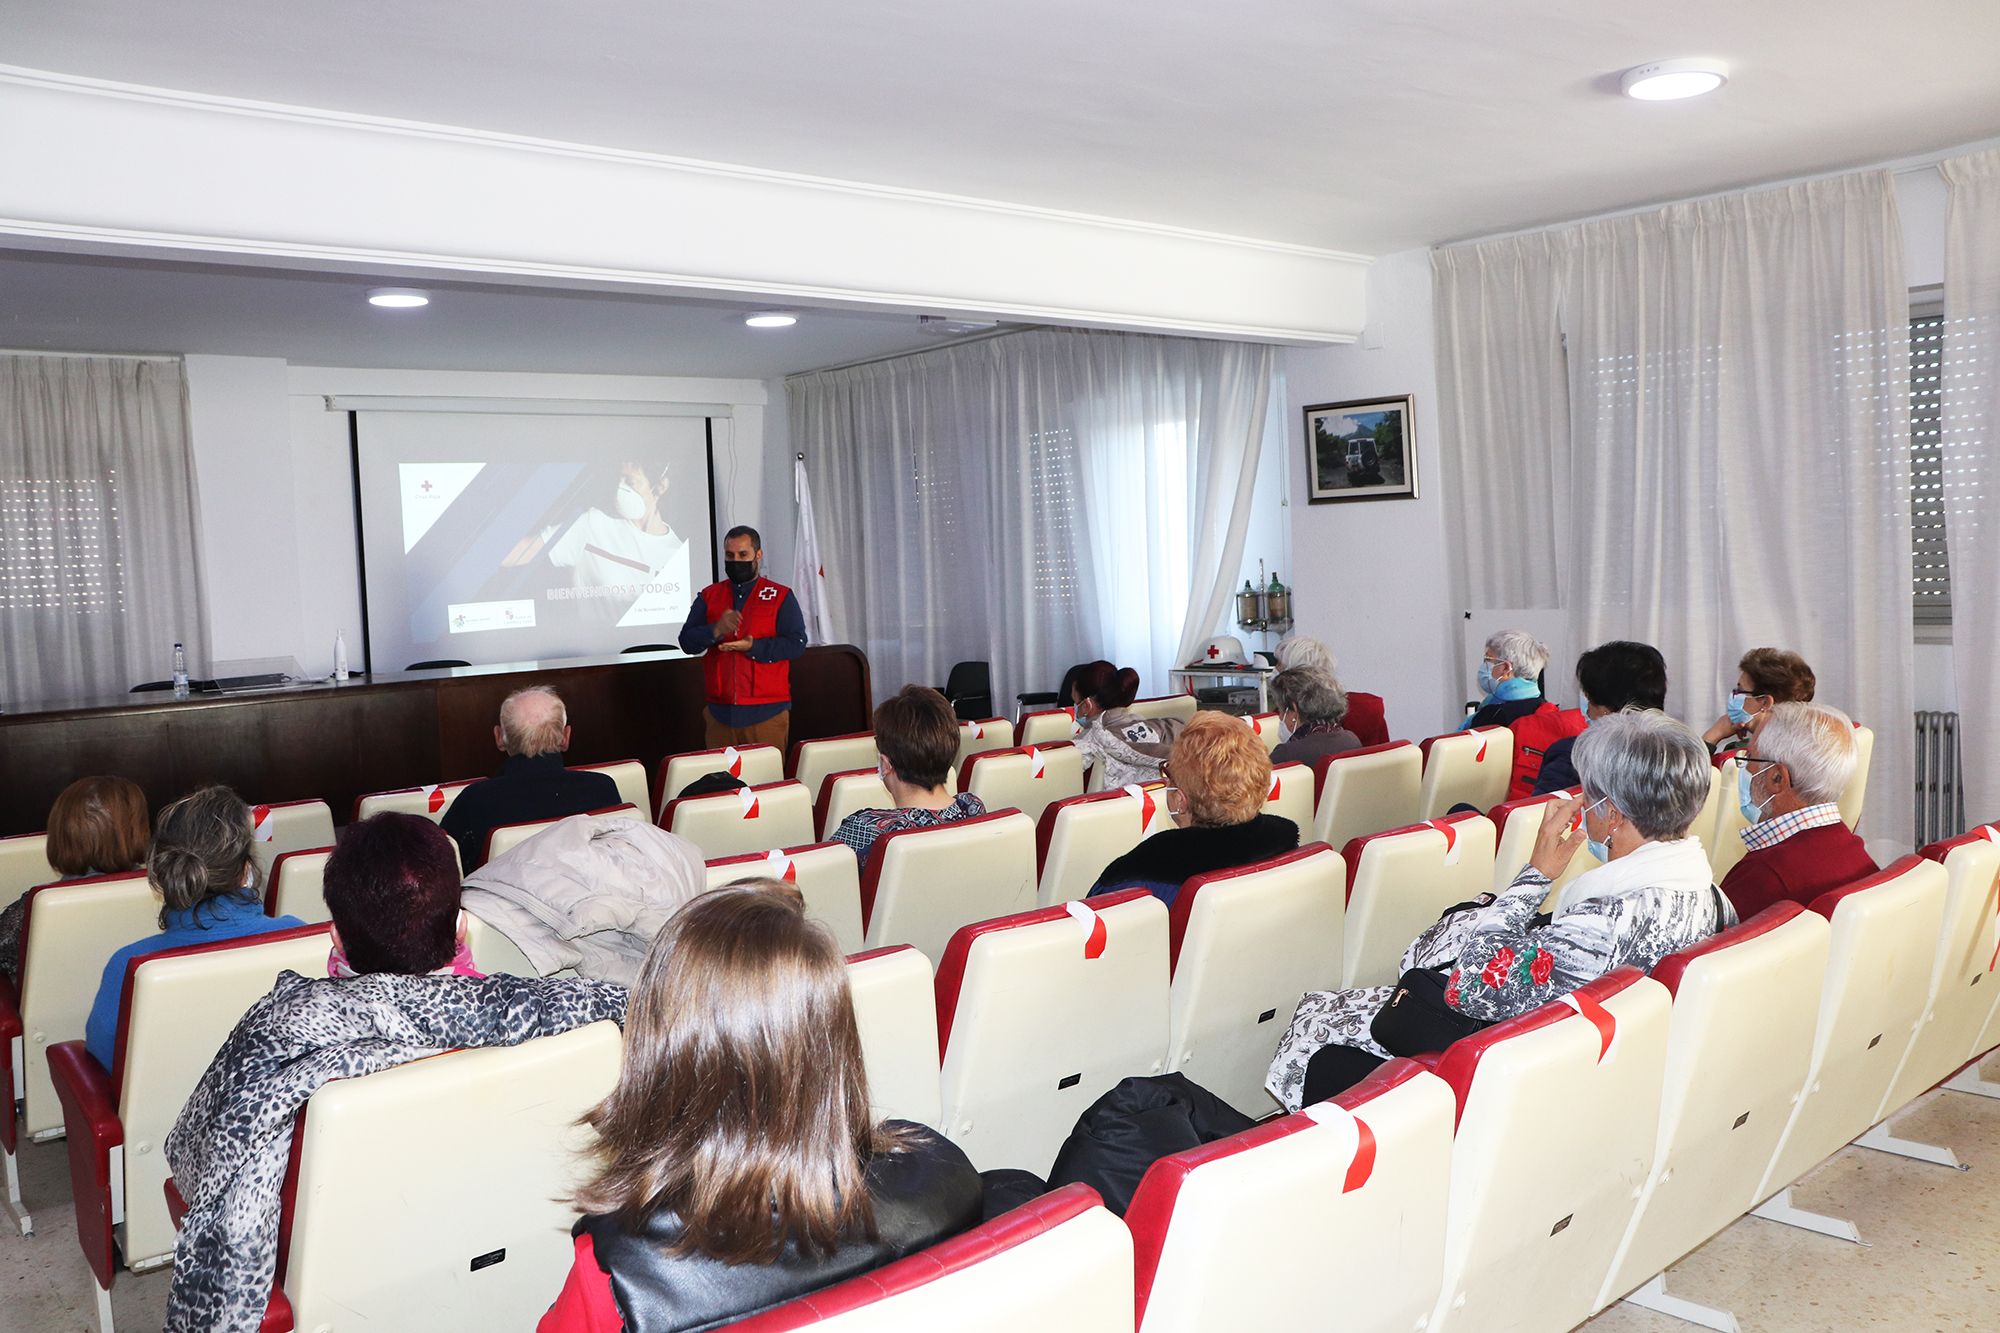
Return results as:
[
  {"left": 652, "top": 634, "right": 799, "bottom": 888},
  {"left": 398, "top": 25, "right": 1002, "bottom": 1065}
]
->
[
  {"left": 441, "top": 685, "right": 621, "bottom": 871},
  {"left": 1268, "top": 666, "right": 1362, "bottom": 766},
  {"left": 1720, "top": 701, "right": 1877, "bottom": 921}
]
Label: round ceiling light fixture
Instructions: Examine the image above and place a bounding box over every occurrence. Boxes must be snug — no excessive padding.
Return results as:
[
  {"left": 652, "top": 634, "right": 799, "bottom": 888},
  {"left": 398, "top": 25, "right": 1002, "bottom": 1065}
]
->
[
  {"left": 1621, "top": 58, "right": 1728, "bottom": 101},
  {"left": 366, "top": 287, "right": 430, "bottom": 309},
  {"left": 744, "top": 312, "right": 798, "bottom": 328}
]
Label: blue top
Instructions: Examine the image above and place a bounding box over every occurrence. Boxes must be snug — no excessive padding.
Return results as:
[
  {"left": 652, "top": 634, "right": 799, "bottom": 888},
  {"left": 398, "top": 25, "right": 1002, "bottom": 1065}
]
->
[
  {"left": 677, "top": 576, "right": 809, "bottom": 726},
  {"left": 85, "top": 892, "right": 308, "bottom": 1070}
]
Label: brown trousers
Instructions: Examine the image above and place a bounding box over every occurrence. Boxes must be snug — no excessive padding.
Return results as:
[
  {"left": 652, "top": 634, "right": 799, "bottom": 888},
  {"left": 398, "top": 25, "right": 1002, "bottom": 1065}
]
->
[{"left": 703, "top": 707, "right": 791, "bottom": 756}]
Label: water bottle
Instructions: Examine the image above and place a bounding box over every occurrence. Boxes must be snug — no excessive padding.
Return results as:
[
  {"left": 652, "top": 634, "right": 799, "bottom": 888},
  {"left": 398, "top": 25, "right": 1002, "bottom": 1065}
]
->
[
  {"left": 172, "top": 642, "right": 189, "bottom": 698},
  {"left": 334, "top": 630, "right": 350, "bottom": 682}
]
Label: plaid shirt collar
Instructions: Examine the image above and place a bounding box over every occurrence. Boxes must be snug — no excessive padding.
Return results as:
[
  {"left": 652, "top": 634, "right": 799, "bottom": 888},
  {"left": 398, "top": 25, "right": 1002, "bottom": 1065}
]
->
[{"left": 1741, "top": 802, "right": 1846, "bottom": 852}]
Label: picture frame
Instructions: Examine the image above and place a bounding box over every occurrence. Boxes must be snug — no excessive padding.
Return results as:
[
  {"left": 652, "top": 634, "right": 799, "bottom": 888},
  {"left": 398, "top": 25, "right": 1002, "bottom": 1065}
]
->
[{"left": 1302, "top": 394, "right": 1418, "bottom": 504}]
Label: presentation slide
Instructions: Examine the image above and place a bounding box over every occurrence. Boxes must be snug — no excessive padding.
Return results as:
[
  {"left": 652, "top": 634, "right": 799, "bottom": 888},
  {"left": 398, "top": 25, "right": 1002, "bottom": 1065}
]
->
[{"left": 353, "top": 410, "right": 716, "bottom": 671}]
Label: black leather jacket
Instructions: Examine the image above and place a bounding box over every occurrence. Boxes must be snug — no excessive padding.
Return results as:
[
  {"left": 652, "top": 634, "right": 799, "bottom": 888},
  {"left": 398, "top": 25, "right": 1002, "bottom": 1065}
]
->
[{"left": 578, "top": 1123, "right": 981, "bottom": 1333}]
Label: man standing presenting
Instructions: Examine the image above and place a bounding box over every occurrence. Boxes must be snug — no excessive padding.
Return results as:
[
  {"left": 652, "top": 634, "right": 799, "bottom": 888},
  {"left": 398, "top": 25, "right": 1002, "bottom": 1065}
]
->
[{"left": 678, "top": 525, "right": 809, "bottom": 752}]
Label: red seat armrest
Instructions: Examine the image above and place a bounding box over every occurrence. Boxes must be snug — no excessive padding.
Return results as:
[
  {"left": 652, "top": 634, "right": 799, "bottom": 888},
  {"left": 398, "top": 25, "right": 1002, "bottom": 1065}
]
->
[
  {"left": 0, "top": 981, "right": 20, "bottom": 1156},
  {"left": 165, "top": 1177, "right": 188, "bottom": 1227},
  {"left": 47, "top": 1040, "right": 123, "bottom": 1291},
  {"left": 259, "top": 1290, "right": 296, "bottom": 1333},
  {"left": 1407, "top": 1050, "right": 1445, "bottom": 1071}
]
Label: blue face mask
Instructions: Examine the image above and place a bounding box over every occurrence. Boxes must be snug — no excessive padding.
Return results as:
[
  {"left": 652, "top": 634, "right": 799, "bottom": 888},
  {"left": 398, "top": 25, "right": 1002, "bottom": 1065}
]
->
[
  {"left": 1737, "top": 765, "right": 1773, "bottom": 824},
  {"left": 1725, "top": 690, "right": 1755, "bottom": 727},
  {"left": 1579, "top": 693, "right": 1594, "bottom": 726},
  {"left": 1477, "top": 661, "right": 1500, "bottom": 696},
  {"left": 1583, "top": 796, "right": 1612, "bottom": 863}
]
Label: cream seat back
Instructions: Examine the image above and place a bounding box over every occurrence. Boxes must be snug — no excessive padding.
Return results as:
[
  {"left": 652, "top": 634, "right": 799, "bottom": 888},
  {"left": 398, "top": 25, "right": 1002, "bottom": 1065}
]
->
[
  {"left": 960, "top": 742, "right": 1086, "bottom": 826},
  {"left": 1341, "top": 814, "right": 1497, "bottom": 989},
  {"left": 281, "top": 1022, "right": 622, "bottom": 1332},
  {"left": 954, "top": 717, "right": 1015, "bottom": 774},
  {"left": 118, "top": 925, "right": 334, "bottom": 1268},
  {"left": 1430, "top": 970, "right": 1671, "bottom": 1333},
  {"left": 1757, "top": 856, "right": 1949, "bottom": 1202},
  {"left": 461, "top": 912, "right": 545, "bottom": 978},
  {"left": 265, "top": 848, "right": 335, "bottom": 924},
  {"left": 0, "top": 833, "right": 56, "bottom": 914},
  {"left": 861, "top": 810, "right": 1038, "bottom": 963},
  {"left": 1924, "top": 826, "right": 2000, "bottom": 1064},
  {"left": 1127, "top": 694, "right": 1198, "bottom": 724},
  {"left": 1017, "top": 709, "right": 1079, "bottom": 748},
  {"left": 725, "top": 1185, "right": 1132, "bottom": 1333},
  {"left": 793, "top": 732, "right": 880, "bottom": 805},
  {"left": 1597, "top": 905, "right": 1830, "bottom": 1311},
  {"left": 483, "top": 803, "right": 641, "bottom": 863},
  {"left": 1035, "top": 788, "right": 1167, "bottom": 908},
  {"left": 817, "top": 769, "right": 896, "bottom": 841},
  {"left": 1416, "top": 728, "right": 1513, "bottom": 821},
  {"left": 654, "top": 744, "right": 785, "bottom": 817},
  {"left": 1708, "top": 756, "right": 1752, "bottom": 881},
  {"left": 706, "top": 842, "right": 866, "bottom": 955},
  {"left": 352, "top": 779, "right": 477, "bottom": 824},
  {"left": 1126, "top": 1063, "right": 1452, "bottom": 1333},
  {"left": 569, "top": 758, "right": 649, "bottom": 814},
  {"left": 1246, "top": 713, "right": 1283, "bottom": 754},
  {"left": 1840, "top": 724, "right": 1875, "bottom": 829},
  {"left": 1879, "top": 828, "right": 2000, "bottom": 1118},
  {"left": 1691, "top": 763, "right": 1727, "bottom": 863},
  {"left": 1310, "top": 742, "right": 1422, "bottom": 851},
  {"left": 662, "top": 781, "right": 814, "bottom": 859},
  {"left": 936, "top": 891, "right": 1169, "bottom": 1173},
  {"left": 249, "top": 800, "right": 336, "bottom": 879},
  {"left": 1166, "top": 846, "right": 1345, "bottom": 1116},
  {"left": 1488, "top": 792, "right": 1599, "bottom": 901},
  {"left": 18, "top": 872, "right": 157, "bottom": 1137},
  {"left": 845, "top": 945, "right": 942, "bottom": 1129},
  {"left": 1263, "top": 761, "right": 1315, "bottom": 834}
]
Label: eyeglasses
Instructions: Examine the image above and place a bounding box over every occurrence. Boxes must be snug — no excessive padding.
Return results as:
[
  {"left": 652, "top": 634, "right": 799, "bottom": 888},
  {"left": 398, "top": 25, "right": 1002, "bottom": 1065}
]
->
[{"left": 1740, "top": 755, "right": 1786, "bottom": 779}]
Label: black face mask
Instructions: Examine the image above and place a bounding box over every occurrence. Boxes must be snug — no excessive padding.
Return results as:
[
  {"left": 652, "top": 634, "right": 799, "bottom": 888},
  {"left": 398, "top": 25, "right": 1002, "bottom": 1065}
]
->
[{"left": 725, "top": 559, "right": 757, "bottom": 585}]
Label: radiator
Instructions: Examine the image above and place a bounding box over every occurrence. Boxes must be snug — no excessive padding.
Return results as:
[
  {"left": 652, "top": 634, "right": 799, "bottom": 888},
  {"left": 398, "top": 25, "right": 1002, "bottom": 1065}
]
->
[{"left": 1915, "top": 711, "right": 1966, "bottom": 848}]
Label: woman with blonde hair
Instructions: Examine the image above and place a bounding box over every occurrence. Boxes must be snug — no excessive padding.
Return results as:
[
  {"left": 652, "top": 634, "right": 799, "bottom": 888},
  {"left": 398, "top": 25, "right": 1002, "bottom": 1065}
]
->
[{"left": 539, "top": 882, "right": 980, "bottom": 1332}]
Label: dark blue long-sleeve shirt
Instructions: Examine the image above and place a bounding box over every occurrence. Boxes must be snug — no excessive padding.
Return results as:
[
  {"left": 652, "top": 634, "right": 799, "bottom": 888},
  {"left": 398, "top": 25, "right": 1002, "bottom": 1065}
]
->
[{"left": 678, "top": 579, "right": 808, "bottom": 725}]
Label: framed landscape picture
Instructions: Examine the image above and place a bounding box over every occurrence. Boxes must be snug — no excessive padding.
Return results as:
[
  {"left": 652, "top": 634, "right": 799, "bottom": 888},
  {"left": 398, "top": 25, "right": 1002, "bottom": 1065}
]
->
[{"left": 1303, "top": 395, "right": 1417, "bottom": 503}]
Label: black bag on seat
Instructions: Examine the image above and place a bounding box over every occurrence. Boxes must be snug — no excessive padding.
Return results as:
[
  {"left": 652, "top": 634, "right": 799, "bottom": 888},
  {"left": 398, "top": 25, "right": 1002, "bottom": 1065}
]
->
[
  {"left": 1044, "top": 1072, "right": 1255, "bottom": 1216},
  {"left": 1370, "top": 965, "right": 1492, "bottom": 1058}
]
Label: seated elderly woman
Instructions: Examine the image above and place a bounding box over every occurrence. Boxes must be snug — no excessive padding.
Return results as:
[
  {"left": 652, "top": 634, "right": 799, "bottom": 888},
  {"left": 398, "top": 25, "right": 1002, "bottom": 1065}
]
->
[
  {"left": 539, "top": 882, "right": 980, "bottom": 1332},
  {"left": 162, "top": 810, "right": 628, "bottom": 1329},
  {"left": 1067, "top": 660, "right": 1184, "bottom": 789},
  {"left": 1721, "top": 701, "right": 1877, "bottom": 921},
  {"left": 1268, "top": 666, "right": 1361, "bottom": 766},
  {"left": 84, "top": 784, "right": 308, "bottom": 1068},
  {"left": 831, "top": 685, "right": 987, "bottom": 868},
  {"left": 1266, "top": 709, "right": 1731, "bottom": 1111},
  {"left": 1089, "top": 711, "right": 1299, "bottom": 906},
  {"left": 1532, "top": 640, "right": 1669, "bottom": 795},
  {"left": 0, "top": 774, "right": 149, "bottom": 985},
  {"left": 1701, "top": 646, "right": 1816, "bottom": 750},
  {"left": 1277, "top": 635, "right": 1388, "bottom": 746},
  {"left": 1464, "top": 629, "right": 1552, "bottom": 728}
]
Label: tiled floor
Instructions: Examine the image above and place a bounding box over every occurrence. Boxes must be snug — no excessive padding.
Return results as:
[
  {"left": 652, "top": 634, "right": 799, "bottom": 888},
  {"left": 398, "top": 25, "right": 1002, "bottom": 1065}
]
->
[{"left": 1, "top": 1066, "right": 1996, "bottom": 1332}]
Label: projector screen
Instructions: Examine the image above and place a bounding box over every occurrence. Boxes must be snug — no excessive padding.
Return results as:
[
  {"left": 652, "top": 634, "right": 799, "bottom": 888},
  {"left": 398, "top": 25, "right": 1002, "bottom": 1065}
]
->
[{"left": 353, "top": 409, "right": 717, "bottom": 672}]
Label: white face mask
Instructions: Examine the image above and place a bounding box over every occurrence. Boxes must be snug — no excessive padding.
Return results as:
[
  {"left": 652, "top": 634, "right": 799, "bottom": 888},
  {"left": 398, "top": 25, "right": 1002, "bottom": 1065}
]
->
[
  {"left": 1276, "top": 711, "right": 1297, "bottom": 743},
  {"left": 614, "top": 482, "right": 648, "bottom": 521}
]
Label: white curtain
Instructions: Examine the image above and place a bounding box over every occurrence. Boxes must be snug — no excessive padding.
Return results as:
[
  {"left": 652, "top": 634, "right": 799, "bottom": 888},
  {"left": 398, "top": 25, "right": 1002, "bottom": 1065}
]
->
[
  {"left": 1940, "top": 148, "right": 2000, "bottom": 824},
  {"left": 792, "top": 328, "right": 1278, "bottom": 708},
  {"left": 1437, "top": 173, "right": 1916, "bottom": 851},
  {"left": 0, "top": 355, "right": 209, "bottom": 705}
]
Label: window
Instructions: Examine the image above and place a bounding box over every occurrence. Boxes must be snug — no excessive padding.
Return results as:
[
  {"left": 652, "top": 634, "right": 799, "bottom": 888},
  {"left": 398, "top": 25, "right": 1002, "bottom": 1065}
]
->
[
  {"left": 1911, "top": 309, "right": 1950, "bottom": 624},
  {"left": 0, "top": 473, "right": 126, "bottom": 614}
]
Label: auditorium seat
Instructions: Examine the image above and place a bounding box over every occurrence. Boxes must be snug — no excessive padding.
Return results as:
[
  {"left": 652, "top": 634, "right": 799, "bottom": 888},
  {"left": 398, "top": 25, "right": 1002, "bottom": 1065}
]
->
[
  {"left": 1016, "top": 708, "right": 1078, "bottom": 748},
  {"left": 1308, "top": 741, "right": 1422, "bottom": 852},
  {"left": 1034, "top": 787, "right": 1164, "bottom": 908},
  {"left": 568, "top": 758, "right": 649, "bottom": 813},
  {"left": 1840, "top": 723, "right": 1875, "bottom": 829},
  {"left": 1596, "top": 904, "right": 1830, "bottom": 1317},
  {"left": 1125, "top": 1061, "right": 1452, "bottom": 1333},
  {"left": 1876, "top": 828, "right": 2000, "bottom": 1121},
  {"left": 816, "top": 767, "right": 897, "bottom": 840},
  {"left": 0, "top": 832, "right": 57, "bottom": 914},
  {"left": 706, "top": 842, "right": 866, "bottom": 954},
  {"left": 1487, "top": 790, "right": 1600, "bottom": 905},
  {"left": 1340, "top": 813, "right": 1497, "bottom": 989},
  {"left": 723, "top": 1184, "right": 1133, "bottom": 1333},
  {"left": 11, "top": 872, "right": 156, "bottom": 1142},
  {"left": 1415, "top": 727, "right": 1512, "bottom": 821},
  {"left": 1692, "top": 761, "right": 1727, "bottom": 862},
  {"left": 47, "top": 923, "right": 332, "bottom": 1305},
  {"left": 860, "top": 811, "right": 1038, "bottom": 963},
  {"left": 460, "top": 912, "right": 546, "bottom": 979},
  {"left": 247, "top": 799, "right": 336, "bottom": 879},
  {"left": 1755, "top": 856, "right": 1948, "bottom": 1207},
  {"left": 483, "top": 803, "right": 643, "bottom": 863},
  {"left": 1428, "top": 969, "right": 1671, "bottom": 1333},
  {"left": 935, "top": 891, "right": 1169, "bottom": 1173},
  {"left": 652, "top": 743, "right": 786, "bottom": 817},
  {"left": 954, "top": 717, "right": 1015, "bottom": 774},
  {"left": 1126, "top": 694, "right": 1198, "bottom": 724},
  {"left": 1263, "top": 761, "right": 1315, "bottom": 837},
  {"left": 242, "top": 1021, "right": 622, "bottom": 1333},
  {"left": 1707, "top": 754, "right": 1752, "bottom": 881},
  {"left": 1245, "top": 712, "right": 1283, "bottom": 754},
  {"left": 661, "top": 782, "right": 815, "bottom": 859},
  {"left": 792, "top": 731, "right": 881, "bottom": 804},
  {"left": 959, "top": 742, "right": 1085, "bottom": 826},
  {"left": 1165, "top": 845, "right": 1345, "bottom": 1116},
  {"left": 263, "top": 847, "right": 334, "bottom": 922},
  {"left": 846, "top": 945, "right": 943, "bottom": 1128},
  {"left": 351, "top": 778, "right": 477, "bottom": 823}
]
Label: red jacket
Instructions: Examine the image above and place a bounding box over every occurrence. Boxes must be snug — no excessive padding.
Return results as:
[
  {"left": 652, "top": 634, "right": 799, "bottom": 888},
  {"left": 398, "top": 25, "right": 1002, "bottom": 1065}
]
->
[
  {"left": 1343, "top": 691, "right": 1390, "bottom": 747},
  {"left": 1505, "top": 702, "right": 1589, "bottom": 801},
  {"left": 1721, "top": 821, "right": 1879, "bottom": 922},
  {"left": 699, "top": 577, "right": 792, "bottom": 708}
]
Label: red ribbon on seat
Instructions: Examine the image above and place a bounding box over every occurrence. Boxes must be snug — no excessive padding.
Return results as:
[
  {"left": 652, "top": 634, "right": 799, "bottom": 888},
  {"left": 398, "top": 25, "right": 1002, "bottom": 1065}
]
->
[
  {"left": 1559, "top": 990, "right": 1617, "bottom": 1062},
  {"left": 1063, "top": 900, "right": 1108, "bottom": 959}
]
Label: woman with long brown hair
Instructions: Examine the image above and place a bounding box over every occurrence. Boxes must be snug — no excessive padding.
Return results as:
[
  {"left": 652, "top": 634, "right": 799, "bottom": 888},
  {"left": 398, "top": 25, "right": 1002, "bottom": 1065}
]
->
[{"left": 539, "top": 882, "right": 980, "bottom": 1332}]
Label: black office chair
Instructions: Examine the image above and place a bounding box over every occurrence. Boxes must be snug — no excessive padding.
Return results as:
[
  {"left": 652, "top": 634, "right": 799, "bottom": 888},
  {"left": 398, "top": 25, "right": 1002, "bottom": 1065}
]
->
[
  {"left": 406, "top": 659, "right": 471, "bottom": 671},
  {"left": 621, "top": 644, "right": 674, "bottom": 654},
  {"left": 936, "top": 660, "right": 995, "bottom": 721}
]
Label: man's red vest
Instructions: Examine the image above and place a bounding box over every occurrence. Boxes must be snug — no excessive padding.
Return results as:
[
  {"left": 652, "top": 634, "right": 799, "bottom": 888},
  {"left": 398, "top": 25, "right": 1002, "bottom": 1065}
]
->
[
  {"left": 1506, "top": 701, "right": 1589, "bottom": 800},
  {"left": 699, "top": 576, "right": 792, "bottom": 708}
]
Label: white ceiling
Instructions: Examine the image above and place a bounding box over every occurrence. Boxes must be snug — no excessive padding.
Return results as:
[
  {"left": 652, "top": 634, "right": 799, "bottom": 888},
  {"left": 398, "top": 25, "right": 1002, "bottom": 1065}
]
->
[{"left": 9, "top": 0, "right": 2000, "bottom": 253}]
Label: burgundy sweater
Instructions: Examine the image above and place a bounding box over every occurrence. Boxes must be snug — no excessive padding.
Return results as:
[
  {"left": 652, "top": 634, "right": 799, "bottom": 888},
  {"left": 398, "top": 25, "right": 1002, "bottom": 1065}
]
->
[{"left": 1720, "top": 821, "right": 1879, "bottom": 922}]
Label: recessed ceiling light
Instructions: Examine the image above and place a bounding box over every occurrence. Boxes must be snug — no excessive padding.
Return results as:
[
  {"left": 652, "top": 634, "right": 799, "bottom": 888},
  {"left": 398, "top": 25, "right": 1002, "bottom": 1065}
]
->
[
  {"left": 1621, "top": 59, "right": 1728, "bottom": 101},
  {"left": 744, "top": 312, "right": 798, "bottom": 328},
  {"left": 367, "top": 287, "right": 430, "bottom": 309}
]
